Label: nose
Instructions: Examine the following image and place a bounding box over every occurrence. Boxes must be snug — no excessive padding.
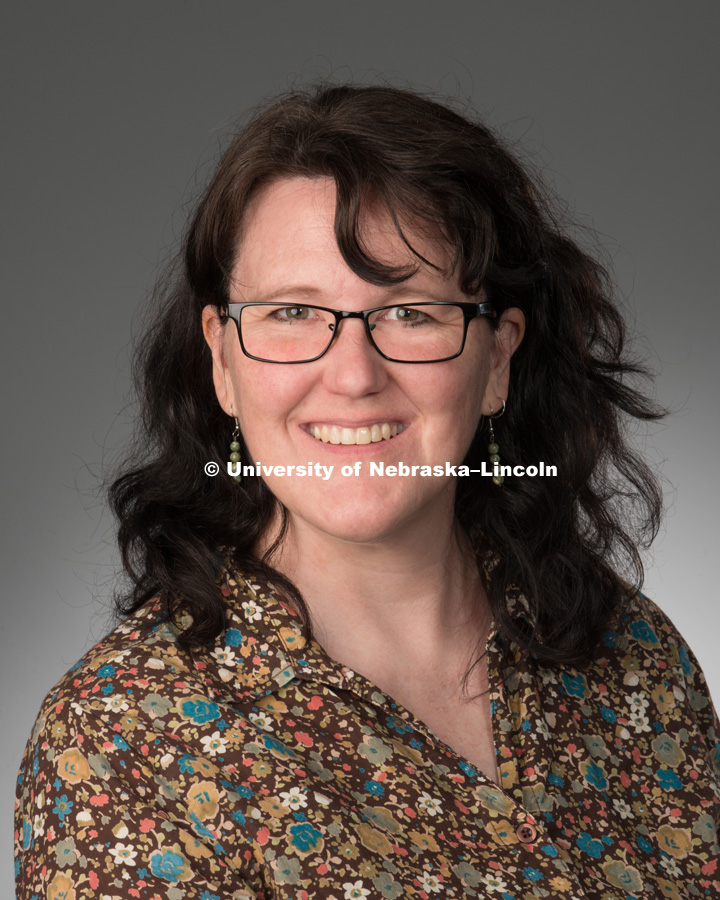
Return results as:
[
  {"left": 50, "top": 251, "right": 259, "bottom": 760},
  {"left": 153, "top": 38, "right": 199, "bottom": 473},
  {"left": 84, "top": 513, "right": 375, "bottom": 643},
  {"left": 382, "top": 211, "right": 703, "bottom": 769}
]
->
[{"left": 321, "top": 316, "right": 389, "bottom": 398}]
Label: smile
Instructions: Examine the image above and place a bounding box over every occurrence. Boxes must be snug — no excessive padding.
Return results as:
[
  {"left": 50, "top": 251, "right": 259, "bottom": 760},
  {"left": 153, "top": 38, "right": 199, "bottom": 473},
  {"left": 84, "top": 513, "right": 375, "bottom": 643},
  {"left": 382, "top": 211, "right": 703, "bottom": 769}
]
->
[{"left": 309, "top": 423, "right": 405, "bottom": 445}]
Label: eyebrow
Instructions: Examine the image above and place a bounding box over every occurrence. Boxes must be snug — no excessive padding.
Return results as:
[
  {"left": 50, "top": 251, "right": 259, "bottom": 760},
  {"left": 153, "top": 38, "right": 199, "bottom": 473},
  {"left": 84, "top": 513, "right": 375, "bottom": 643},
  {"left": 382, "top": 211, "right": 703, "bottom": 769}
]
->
[{"left": 241, "top": 284, "right": 449, "bottom": 303}]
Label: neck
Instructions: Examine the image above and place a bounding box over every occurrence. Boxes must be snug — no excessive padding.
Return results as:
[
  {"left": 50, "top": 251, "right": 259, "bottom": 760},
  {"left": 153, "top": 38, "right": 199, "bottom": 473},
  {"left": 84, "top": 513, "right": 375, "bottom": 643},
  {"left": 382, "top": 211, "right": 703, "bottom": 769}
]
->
[{"left": 261, "top": 507, "right": 492, "bottom": 693}]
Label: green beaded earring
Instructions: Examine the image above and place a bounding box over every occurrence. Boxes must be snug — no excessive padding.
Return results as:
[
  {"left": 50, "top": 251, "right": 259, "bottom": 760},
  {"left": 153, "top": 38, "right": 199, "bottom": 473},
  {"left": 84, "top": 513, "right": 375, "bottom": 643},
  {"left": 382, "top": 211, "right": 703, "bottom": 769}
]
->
[
  {"left": 488, "top": 400, "right": 506, "bottom": 486},
  {"left": 229, "top": 417, "right": 242, "bottom": 484}
]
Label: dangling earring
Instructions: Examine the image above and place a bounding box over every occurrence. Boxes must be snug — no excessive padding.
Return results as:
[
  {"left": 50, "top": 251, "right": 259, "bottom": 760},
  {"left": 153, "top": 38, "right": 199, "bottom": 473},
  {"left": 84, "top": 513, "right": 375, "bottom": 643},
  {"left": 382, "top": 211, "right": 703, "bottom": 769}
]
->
[
  {"left": 488, "top": 400, "right": 506, "bottom": 486},
  {"left": 229, "top": 417, "right": 242, "bottom": 483}
]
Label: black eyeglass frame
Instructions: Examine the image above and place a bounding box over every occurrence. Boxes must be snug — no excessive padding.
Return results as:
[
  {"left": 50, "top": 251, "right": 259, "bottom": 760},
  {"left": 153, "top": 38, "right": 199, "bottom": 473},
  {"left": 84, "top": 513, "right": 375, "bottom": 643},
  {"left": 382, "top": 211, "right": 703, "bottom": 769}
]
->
[{"left": 221, "top": 300, "right": 497, "bottom": 364}]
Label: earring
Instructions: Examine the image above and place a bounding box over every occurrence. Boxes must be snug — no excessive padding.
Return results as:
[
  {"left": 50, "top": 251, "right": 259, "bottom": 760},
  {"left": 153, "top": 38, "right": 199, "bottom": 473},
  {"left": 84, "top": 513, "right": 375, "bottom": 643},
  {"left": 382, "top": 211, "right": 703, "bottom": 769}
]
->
[
  {"left": 488, "top": 400, "right": 506, "bottom": 486},
  {"left": 229, "top": 417, "right": 242, "bottom": 483}
]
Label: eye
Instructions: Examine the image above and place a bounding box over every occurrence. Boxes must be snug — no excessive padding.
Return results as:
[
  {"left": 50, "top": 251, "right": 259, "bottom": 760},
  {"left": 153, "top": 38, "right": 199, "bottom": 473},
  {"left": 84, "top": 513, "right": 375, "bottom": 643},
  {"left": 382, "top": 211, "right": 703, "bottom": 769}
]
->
[
  {"left": 385, "top": 306, "right": 426, "bottom": 322},
  {"left": 281, "top": 306, "right": 311, "bottom": 320}
]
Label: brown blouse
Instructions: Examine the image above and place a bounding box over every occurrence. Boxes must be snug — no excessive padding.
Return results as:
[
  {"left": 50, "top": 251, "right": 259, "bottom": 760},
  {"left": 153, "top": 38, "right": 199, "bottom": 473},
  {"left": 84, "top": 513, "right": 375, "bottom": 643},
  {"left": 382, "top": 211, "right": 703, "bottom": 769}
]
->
[{"left": 15, "top": 561, "right": 720, "bottom": 899}]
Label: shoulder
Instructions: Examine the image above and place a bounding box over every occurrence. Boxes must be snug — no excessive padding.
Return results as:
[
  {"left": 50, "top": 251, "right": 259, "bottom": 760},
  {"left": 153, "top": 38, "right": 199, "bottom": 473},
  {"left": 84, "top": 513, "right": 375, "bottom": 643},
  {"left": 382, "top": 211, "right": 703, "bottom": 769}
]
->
[
  {"left": 28, "top": 599, "right": 200, "bottom": 738},
  {"left": 591, "top": 591, "right": 719, "bottom": 765},
  {"left": 606, "top": 590, "right": 714, "bottom": 703}
]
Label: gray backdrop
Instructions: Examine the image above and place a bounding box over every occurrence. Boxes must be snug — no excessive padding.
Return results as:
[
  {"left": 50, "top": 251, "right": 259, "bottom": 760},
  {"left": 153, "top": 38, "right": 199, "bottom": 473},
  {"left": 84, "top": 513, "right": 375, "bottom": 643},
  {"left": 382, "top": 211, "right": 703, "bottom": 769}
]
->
[{"left": 3, "top": 2, "right": 718, "bottom": 890}]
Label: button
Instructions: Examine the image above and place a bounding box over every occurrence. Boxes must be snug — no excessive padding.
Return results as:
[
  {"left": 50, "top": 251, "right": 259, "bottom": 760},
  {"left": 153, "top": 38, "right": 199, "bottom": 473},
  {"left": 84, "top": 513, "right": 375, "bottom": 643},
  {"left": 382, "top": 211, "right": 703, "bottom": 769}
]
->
[{"left": 516, "top": 822, "right": 537, "bottom": 843}]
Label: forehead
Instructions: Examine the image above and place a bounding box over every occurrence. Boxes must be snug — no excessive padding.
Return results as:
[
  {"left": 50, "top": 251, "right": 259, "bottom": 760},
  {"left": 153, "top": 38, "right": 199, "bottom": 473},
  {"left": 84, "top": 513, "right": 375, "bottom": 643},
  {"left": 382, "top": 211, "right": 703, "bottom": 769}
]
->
[{"left": 230, "top": 176, "right": 456, "bottom": 294}]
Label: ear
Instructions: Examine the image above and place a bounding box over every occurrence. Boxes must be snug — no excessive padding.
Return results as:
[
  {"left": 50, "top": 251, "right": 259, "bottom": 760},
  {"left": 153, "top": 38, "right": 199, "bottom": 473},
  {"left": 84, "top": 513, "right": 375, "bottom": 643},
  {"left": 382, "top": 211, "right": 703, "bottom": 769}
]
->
[
  {"left": 201, "top": 305, "right": 238, "bottom": 417},
  {"left": 482, "top": 307, "right": 525, "bottom": 414}
]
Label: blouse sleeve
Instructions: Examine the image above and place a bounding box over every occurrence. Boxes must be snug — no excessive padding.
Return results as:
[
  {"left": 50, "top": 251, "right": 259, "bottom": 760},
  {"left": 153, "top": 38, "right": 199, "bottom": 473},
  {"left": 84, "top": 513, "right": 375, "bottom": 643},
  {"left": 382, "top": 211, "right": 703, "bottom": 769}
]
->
[
  {"left": 14, "top": 696, "right": 260, "bottom": 900},
  {"left": 638, "top": 592, "right": 720, "bottom": 802}
]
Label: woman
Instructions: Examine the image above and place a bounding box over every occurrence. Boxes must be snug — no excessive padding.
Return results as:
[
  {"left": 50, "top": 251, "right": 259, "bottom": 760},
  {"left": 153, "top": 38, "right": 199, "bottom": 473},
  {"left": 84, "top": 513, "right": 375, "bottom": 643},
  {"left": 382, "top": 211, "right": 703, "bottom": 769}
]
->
[{"left": 15, "top": 84, "right": 719, "bottom": 899}]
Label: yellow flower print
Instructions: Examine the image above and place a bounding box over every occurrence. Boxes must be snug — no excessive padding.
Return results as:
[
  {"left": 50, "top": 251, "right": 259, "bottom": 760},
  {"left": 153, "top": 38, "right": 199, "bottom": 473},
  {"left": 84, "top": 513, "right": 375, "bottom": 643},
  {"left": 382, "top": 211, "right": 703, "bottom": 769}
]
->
[
  {"left": 486, "top": 819, "right": 519, "bottom": 845},
  {"left": 549, "top": 876, "right": 573, "bottom": 891},
  {"left": 602, "top": 860, "right": 643, "bottom": 892},
  {"left": 255, "top": 696, "right": 288, "bottom": 714},
  {"left": 651, "top": 684, "right": 677, "bottom": 714},
  {"left": 252, "top": 759, "right": 272, "bottom": 778},
  {"left": 389, "top": 738, "right": 424, "bottom": 765},
  {"left": 47, "top": 871, "right": 76, "bottom": 900},
  {"left": 355, "top": 822, "right": 393, "bottom": 856},
  {"left": 360, "top": 805, "right": 401, "bottom": 834},
  {"left": 186, "top": 781, "right": 220, "bottom": 821},
  {"left": 497, "top": 761, "right": 519, "bottom": 788},
  {"left": 49, "top": 720, "right": 68, "bottom": 742},
  {"left": 656, "top": 877, "right": 683, "bottom": 899},
  {"left": 279, "top": 626, "right": 306, "bottom": 651},
  {"left": 338, "top": 840, "right": 360, "bottom": 860},
  {"left": 259, "top": 796, "right": 291, "bottom": 819},
  {"left": 657, "top": 825, "right": 693, "bottom": 858},
  {"left": 184, "top": 756, "right": 220, "bottom": 777},
  {"left": 56, "top": 749, "right": 92, "bottom": 785},
  {"left": 179, "top": 828, "right": 214, "bottom": 860},
  {"left": 408, "top": 830, "right": 440, "bottom": 853}
]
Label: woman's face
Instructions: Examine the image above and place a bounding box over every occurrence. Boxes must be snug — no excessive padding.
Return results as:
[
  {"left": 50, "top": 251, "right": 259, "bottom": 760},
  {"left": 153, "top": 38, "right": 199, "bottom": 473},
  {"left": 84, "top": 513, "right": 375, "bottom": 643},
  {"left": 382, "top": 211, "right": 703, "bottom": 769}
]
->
[{"left": 203, "top": 177, "right": 523, "bottom": 547}]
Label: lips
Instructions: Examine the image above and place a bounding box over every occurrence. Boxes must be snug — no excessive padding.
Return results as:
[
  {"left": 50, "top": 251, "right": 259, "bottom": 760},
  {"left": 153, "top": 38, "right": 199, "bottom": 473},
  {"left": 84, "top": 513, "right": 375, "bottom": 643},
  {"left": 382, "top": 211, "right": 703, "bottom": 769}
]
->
[{"left": 308, "top": 422, "right": 405, "bottom": 445}]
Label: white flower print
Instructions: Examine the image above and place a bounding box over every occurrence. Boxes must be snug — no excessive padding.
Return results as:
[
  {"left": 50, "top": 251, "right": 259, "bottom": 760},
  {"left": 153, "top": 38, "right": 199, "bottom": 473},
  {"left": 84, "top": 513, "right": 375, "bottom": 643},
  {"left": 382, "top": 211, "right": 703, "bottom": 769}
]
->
[
  {"left": 242, "top": 600, "right": 263, "bottom": 622},
  {"left": 659, "top": 856, "right": 683, "bottom": 878},
  {"left": 200, "top": 731, "right": 228, "bottom": 757},
  {"left": 279, "top": 787, "right": 308, "bottom": 809},
  {"left": 343, "top": 881, "right": 370, "bottom": 899},
  {"left": 418, "top": 791, "right": 443, "bottom": 816},
  {"left": 212, "top": 646, "right": 237, "bottom": 667},
  {"left": 629, "top": 712, "right": 651, "bottom": 734},
  {"left": 33, "top": 814, "right": 46, "bottom": 837},
  {"left": 625, "top": 691, "right": 649, "bottom": 712},
  {"left": 249, "top": 711, "right": 274, "bottom": 732},
  {"left": 418, "top": 872, "right": 443, "bottom": 893},
  {"left": 103, "top": 695, "right": 129, "bottom": 713},
  {"left": 612, "top": 798, "right": 633, "bottom": 819},
  {"left": 482, "top": 872, "right": 509, "bottom": 893},
  {"left": 109, "top": 842, "right": 137, "bottom": 865}
]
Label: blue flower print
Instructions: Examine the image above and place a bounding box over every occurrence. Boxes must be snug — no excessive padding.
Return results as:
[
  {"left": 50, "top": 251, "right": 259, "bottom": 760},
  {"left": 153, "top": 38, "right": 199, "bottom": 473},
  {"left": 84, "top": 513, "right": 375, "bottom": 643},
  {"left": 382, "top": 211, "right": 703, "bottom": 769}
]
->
[
  {"left": 97, "top": 664, "right": 116, "bottom": 677},
  {"left": 181, "top": 699, "right": 220, "bottom": 723},
  {"left": 582, "top": 760, "right": 608, "bottom": 791},
  {"left": 678, "top": 644, "right": 693, "bottom": 677},
  {"left": 561, "top": 672, "right": 587, "bottom": 699},
  {"left": 657, "top": 768, "right": 683, "bottom": 791},
  {"left": 521, "top": 867, "right": 544, "bottom": 882},
  {"left": 224, "top": 628, "right": 243, "bottom": 647},
  {"left": 53, "top": 794, "right": 73, "bottom": 823},
  {"left": 178, "top": 754, "right": 195, "bottom": 773},
  {"left": 629, "top": 619, "right": 658, "bottom": 646},
  {"left": 577, "top": 832, "right": 604, "bottom": 858},
  {"left": 262, "top": 734, "right": 296, "bottom": 757},
  {"left": 364, "top": 779, "right": 386, "bottom": 797},
  {"left": 289, "top": 821, "right": 323, "bottom": 852},
  {"left": 150, "top": 849, "right": 188, "bottom": 881},
  {"left": 636, "top": 835, "right": 653, "bottom": 854}
]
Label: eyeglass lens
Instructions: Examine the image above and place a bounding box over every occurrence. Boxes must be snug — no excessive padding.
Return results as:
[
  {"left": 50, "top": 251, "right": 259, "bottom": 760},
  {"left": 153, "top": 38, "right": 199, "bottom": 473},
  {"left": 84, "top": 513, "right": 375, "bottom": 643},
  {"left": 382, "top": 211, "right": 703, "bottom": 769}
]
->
[{"left": 239, "top": 303, "right": 466, "bottom": 362}]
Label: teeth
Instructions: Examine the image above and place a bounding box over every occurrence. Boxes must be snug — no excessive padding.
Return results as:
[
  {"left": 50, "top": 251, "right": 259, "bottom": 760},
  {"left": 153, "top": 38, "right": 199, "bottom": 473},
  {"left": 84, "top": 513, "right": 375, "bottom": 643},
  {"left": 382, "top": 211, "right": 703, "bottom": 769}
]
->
[{"left": 309, "top": 422, "right": 404, "bottom": 445}]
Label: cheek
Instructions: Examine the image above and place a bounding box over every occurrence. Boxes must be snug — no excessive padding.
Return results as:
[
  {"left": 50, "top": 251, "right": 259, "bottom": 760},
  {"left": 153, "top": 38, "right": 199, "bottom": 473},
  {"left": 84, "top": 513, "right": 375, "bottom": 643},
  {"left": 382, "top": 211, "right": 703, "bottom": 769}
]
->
[{"left": 233, "top": 364, "right": 308, "bottom": 437}]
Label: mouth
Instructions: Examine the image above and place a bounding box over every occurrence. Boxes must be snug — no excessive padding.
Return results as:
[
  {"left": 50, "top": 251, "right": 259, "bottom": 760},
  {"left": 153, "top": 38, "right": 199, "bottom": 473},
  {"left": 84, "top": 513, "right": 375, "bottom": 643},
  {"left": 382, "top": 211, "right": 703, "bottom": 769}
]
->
[{"left": 308, "top": 422, "right": 405, "bottom": 445}]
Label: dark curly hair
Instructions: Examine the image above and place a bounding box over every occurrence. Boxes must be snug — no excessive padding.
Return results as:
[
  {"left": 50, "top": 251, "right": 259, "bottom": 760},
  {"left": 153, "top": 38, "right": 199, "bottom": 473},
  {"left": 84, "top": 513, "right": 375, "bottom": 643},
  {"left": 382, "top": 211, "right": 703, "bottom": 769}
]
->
[{"left": 110, "top": 82, "right": 664, "bottom": 668}]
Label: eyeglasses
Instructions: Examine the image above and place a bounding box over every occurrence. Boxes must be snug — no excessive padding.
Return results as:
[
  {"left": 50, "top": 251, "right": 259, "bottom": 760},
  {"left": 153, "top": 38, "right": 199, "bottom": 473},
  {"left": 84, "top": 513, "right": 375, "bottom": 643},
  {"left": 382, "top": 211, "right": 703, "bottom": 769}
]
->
[{"left": 222, "top": 300, "right": 496, "bottom": 363}]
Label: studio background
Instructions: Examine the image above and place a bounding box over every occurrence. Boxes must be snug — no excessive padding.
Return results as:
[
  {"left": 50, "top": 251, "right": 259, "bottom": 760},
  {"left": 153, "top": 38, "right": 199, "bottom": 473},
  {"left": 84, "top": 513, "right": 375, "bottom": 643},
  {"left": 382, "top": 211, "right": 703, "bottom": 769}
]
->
[{"left": 2, "top": 3, "right": 718, "bottom": 890}]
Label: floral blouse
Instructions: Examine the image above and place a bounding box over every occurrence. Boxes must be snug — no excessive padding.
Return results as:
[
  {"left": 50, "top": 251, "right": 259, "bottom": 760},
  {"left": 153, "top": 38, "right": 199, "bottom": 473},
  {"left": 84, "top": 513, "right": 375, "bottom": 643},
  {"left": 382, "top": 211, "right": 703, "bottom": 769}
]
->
[{"left": 15, "top": 561, "right": 720, "bottom": 900}]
